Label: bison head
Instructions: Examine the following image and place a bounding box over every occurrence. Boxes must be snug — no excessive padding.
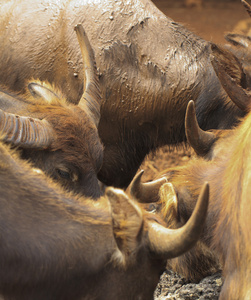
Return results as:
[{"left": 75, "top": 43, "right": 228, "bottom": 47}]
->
[
  {"left": 104, "top": 180, "right": 209, "bottom": 300},
  {"left": 0, "top": 24, "right": 103, "bottom": 198}
]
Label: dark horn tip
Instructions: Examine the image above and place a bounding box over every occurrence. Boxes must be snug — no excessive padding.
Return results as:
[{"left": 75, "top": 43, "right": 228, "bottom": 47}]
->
[
  {"left": 74, "top": 23, "right": 82, "bottom": 31},
  {"left": 203, "top": 182, "right": 209, "bottom": 198},
  {"left": 74, "top": 24, "right": 87, "bottom": 38},
  {"left": 129, "top": 170, "right": 145, "bottom": 199},
  {"left": 131, "top": 170, "right": 145, "bottom": 185}
]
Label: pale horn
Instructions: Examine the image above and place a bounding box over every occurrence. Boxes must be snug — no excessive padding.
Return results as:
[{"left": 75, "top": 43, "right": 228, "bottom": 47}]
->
[
  {"left": 74, "top": 24, "right": 101, "bottom": 127},
  {"left": 147, "top": 182, "right": 209, "bottom": 259}
]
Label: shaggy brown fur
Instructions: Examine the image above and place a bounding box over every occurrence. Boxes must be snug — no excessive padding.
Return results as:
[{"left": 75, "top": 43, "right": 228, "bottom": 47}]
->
[{"left": 0, "top": 80, "right": 103, "bottom": 198}]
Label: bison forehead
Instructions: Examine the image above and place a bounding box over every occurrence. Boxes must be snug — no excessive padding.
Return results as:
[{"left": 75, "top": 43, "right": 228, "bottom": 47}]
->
[
  {"left": 35, "top": 104, "right": 103, "bottom": 165},
  {"left": 51, "top": 127, "right": 102, "bottom": 164},
  {"left": 40, "top": 105, "right": 96, "bottom": 135}
]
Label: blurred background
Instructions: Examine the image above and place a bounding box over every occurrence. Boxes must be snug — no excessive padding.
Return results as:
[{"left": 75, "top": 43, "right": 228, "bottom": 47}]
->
[{"left": 152, "top": 0, "right": 250, "bottom": 44}]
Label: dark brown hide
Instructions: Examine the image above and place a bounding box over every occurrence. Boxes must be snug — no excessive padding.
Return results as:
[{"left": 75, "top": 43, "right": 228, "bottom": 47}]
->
[
  {"left": 0, "top": 141, "right": 208, "bottom": 300},
  {"left": 0, "top": 0, "right": 246, "bottom": 188}
]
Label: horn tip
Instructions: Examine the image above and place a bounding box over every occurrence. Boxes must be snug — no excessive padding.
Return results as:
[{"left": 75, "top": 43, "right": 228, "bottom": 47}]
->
[
  {"left": 74, "top": 23, "right": 86, "bottom": 36},
  {"left": 134, "top": 170, "right": 145, "bottom": 183},
  {"left": 203, "top": 181, "right": 210, "bottom": 194},
  {"left": 129, "top": 170, "right": 145, "bottom": 199},
  {"left": 131, "top": 170, "right": 145, "bottom": 184},
  {"left": 187, "top": 100, "right": 195, "bottom": 110},
  {"left": 199, "top": 182, "right": 210, "bottom": 209},
  {"left": 185, "top": 100, "right": 196, "bottom": 122},
  {"left": 138, "top": 169, "right": 144, "bottom": 176},
  {"left": 74, "top": 23, "right": 82, "bottom": 31}
]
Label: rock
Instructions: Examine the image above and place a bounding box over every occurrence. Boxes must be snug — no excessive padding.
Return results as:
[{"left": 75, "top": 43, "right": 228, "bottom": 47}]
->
[{"left": 154, "top": 270, "right": 222, "bottom": 300}]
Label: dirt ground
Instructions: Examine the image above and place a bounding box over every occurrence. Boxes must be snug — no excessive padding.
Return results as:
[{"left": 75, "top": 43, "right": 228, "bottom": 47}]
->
[{"left": 138, "top": 1, "right": 250, "bottom": 299}]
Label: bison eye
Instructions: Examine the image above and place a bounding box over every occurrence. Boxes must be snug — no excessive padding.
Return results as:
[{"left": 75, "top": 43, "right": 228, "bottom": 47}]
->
[
  {"left": 148, "top": 204, "right": 157, "bottom": 213},
  {"left": 56, "top": 168, "right": 71, "bottom": 180}
]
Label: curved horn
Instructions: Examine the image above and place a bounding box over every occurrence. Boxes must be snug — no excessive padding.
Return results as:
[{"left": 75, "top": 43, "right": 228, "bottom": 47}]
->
[
  {"left": 147, "top": 182, "right": 209, "bottom": 259},
  {"left": 185, "top": 101, "right": 216, "bottom": 156},
  {"left": 129, "top": 170, "right": 167, "bottom": 203},
  {"left": 74, "top": 24, "right": 101, "bottom": 127},
  {"left": 211, "top": 55, "right": 251, "bottom": 112},
  {"left": 0, "top": 109, "right": 54, "bottom": 148},
  {"left": 241, "top": 0, "right": 251, "bottom": 17}
]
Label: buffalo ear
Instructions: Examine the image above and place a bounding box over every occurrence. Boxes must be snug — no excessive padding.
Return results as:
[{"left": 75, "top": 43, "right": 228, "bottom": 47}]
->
[
  {"left": 105, "top": 187, "right": 143, "bottom": 265},
  {"left": 28, "top": 82, "right": 61, "bottom": 104}
]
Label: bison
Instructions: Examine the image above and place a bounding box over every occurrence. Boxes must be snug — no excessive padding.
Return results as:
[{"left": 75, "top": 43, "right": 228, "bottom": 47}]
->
[
  {"left": 0, "top": 24, "right": 104, "bottom": 199},
  {"left": 0, "top": 136, "right": 210, "bottom": 300},
  {"left": 148, "top": 48, "right": 251, "bottom": 299},
  {"left": 0, "top": 0, "right": 247, "bottom": 189}
]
